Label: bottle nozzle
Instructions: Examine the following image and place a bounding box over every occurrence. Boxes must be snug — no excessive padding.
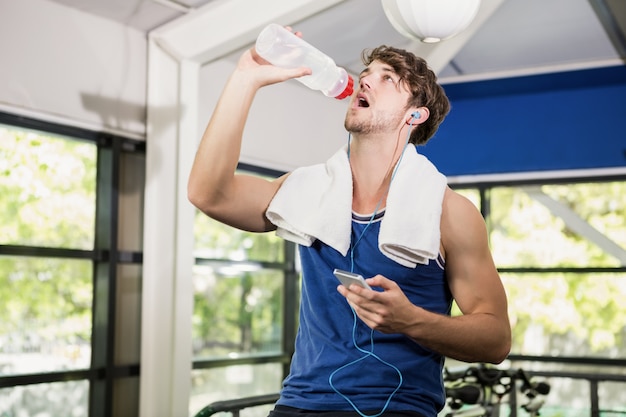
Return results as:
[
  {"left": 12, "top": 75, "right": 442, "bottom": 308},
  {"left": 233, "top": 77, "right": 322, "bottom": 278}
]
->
[{"left": 334, "top": 75, "right": 354, "bottom": 100}]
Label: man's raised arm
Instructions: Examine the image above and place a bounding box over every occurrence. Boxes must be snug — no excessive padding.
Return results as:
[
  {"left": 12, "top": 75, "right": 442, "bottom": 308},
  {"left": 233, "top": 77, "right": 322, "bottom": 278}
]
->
[{"left": 187, "top": 44, "right": 310, "bottom": 232}]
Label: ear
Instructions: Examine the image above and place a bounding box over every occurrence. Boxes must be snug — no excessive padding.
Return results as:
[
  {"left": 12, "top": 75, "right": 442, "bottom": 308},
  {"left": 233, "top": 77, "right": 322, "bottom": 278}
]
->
[{"left": 405, "top": 107, "right": 430, "bottom": 126}]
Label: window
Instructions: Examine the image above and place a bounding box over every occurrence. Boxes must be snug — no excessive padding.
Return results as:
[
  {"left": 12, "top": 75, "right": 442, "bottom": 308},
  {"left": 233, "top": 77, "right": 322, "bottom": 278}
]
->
[
  {"left": 0, "top": 113, "right": 144, "bottom": 417},
  {"left": 189, "top": 168, "right": 298, "bottom": 417},
  {"left": 488, "top": 182, "right": 626, "bottom": 357},
  {"left": 452, "top": 178, "right": 626, "bottom": 416}
]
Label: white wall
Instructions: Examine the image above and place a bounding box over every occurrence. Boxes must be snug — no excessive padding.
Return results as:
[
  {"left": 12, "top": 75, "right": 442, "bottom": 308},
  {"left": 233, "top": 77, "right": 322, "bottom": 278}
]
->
[
  {"left": 0, "top": 0, "right": 349, "bottom": 169},
  {"left": 198, "top": 57, "right": 351, "bottom": 172},
  {"left": 0, "top": 0, "right": 147, "bottom": 138}
]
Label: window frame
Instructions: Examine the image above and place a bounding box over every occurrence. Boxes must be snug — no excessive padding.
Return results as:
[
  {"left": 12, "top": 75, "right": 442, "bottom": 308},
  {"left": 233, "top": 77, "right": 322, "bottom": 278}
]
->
[
  {"left": 0, "top": 111, "right": 144, "bottom": 417},
  {"left": 190, "top": 162, "right": 299, "bottom": 383},
  {"left": 450, "top": 174, "right": 626, "bottom": 416}
]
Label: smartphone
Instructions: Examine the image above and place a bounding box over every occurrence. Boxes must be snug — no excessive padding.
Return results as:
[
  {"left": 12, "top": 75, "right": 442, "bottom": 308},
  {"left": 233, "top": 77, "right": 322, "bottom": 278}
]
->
[{"left": 333, "top": 269, "right": 372, "bottom": 290}]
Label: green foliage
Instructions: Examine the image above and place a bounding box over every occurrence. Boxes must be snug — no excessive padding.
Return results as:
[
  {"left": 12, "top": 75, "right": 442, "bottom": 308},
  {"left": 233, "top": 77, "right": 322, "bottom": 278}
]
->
[
  {"left": 190, "top": 171, "right": 287, "bottom": 358},
  {"left": 0, "top": 127, "right": 96, "bottom": 354},
  {"left": 192, "top": 168, "right": 286, "bottom": 358},
  {"left": 192, "top": 268, "right": 284, "bottom": 357},
  {"left": 0, "top": 127, "right": 96, "bottom": 249},
  {"left": 490, "top": 184, "right": 625, "bottom": 268},
  {"left": 504, "top": 272, "right": 626, "bottom": 354},
  {"left": 194, "top": 210, "right": 284, "bottom": 263},
  {"left": 490, "top": 183, "right": 626, "bottom": 355}
]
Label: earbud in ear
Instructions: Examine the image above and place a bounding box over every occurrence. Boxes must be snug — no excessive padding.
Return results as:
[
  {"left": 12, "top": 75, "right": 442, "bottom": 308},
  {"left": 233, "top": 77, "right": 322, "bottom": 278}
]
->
[{"left": 411, "top": 111, "right": 421, "bottom": 119}]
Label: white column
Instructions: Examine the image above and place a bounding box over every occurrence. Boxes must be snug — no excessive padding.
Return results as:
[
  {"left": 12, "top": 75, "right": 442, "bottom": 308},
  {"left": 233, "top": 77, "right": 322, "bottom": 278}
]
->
[{"left": 141, "top": 37, "right": 191, "bottom": 417}]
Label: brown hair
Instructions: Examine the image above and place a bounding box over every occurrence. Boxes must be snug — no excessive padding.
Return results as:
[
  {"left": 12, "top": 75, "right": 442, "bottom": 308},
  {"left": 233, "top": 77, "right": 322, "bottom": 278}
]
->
[{"left": 362, "top": 45, "right": 450, "bottom": 145}]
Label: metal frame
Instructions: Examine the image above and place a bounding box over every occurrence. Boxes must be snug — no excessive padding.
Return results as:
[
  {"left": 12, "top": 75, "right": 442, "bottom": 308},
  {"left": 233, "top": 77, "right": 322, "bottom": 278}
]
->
[
  {"left": 0, "top": 111, "right": 144, "bottom": 416},
  {"left": 189, "top": 164, "right": 298, "bottom": 394}
]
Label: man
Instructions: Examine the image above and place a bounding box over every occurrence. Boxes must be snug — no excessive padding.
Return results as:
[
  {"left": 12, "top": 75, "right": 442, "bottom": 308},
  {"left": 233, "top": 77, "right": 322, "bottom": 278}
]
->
[{"left": 188, "top": 32, "right": 511, "bottom": 417}]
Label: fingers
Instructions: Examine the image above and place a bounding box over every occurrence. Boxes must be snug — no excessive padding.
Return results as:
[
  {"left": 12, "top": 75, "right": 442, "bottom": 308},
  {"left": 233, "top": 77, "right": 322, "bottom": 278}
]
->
[
  {"left": 336, "top": 274, "right": 391, "bottom": 297},
  {"left": 283, "top": 26, "right": 303, "bottom": 39},
  {"left": 336, "top": 276, "right": 411, "bottom": 333},
  {"left": 367, "top": 275, "right": 398, "bottom": 290},
  {"left": 243, "top": 25, "right": 310, "bottom": 87}
]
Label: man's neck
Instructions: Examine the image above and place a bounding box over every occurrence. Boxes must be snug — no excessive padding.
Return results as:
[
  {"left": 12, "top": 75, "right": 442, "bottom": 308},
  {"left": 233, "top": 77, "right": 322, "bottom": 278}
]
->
[{"left": 349, "top": 134, "right": 404, "bottom": 213}]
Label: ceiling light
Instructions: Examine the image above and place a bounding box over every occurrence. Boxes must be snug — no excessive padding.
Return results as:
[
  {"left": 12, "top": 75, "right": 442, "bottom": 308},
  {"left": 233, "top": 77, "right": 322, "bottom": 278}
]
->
[{"left": 381, "top": 0, "right": 482, "bottom": 43}]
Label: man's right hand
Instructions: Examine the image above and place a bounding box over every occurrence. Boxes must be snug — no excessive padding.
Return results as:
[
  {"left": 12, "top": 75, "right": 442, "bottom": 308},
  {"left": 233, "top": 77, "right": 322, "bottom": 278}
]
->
[{"left": 234, "top": 29, "right": 312, "bottom": 89}]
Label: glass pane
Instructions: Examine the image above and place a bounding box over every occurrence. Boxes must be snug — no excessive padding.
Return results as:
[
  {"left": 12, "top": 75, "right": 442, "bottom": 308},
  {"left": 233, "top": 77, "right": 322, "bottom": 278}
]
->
[
  {"left": 440, "top": 359, "right": 624, "bottom": 417},
  {"left": 0, "top": 257, "right": 92, "bottom": 375},
  {"left": 0, "top": 380, "right": 89, "bottom": 417},
  {"left": 0, "top": 125, "right": 97, "bottom": 250},
  {"left": 490, "top": 182, "right": 626, "bottom": 268},
  {"left": 192, "top": 265, "right": 284, "bottom": 359},
  {"left": 531, "top": 375, "right": 589, "bottom": 417},
  {"left": 502, "top": 273, "right": 626, "bottom": 358},
  {"left": 189, "top": 363, "right": 282, "bottom": 417},
  {"left": 506, "top": 359, "right": 624, "bottom": 417},
  {"left": 599, "top": 381, "right": 626, "bottom": 415},
  {"left": 193, "top": 170, "right": 284, "bottom": 263},
  {"left": 194, "top": 212, "right": 284, "bottom": 263}
]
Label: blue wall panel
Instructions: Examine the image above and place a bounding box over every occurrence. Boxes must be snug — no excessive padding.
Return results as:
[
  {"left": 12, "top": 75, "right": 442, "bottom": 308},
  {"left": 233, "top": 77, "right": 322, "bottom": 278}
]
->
[{"left": 420, "top": 66, "right": 626, "bottom": 177}]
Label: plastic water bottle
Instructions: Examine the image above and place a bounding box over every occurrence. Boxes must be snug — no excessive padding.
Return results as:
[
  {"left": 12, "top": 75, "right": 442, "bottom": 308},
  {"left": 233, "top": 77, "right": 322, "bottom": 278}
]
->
[{"left": 255, "top": 23, "right": 354, "bottom": 100}]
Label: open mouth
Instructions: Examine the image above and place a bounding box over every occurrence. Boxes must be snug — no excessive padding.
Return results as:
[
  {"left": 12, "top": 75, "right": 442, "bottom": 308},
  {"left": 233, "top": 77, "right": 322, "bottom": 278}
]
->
[{"left": 357, "top": 95, "right": 369, "bottom": 107}]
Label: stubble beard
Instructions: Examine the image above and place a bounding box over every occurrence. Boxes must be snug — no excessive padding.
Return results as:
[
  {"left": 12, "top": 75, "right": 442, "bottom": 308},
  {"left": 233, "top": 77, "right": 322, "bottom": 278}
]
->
[{"left": 344, "top": 111, "right": 405, "bottom": 136}]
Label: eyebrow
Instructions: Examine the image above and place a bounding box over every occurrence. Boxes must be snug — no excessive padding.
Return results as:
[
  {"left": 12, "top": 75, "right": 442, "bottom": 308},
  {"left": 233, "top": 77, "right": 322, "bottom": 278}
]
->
[{"left": 359, "top": 65, "right": 397, "bottom": 78}]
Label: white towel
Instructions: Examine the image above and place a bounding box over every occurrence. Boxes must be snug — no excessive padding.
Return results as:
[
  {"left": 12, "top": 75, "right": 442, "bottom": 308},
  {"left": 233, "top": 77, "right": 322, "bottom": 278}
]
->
[{"left": 265, "top": 145, "right": 447, "bottom": 268}]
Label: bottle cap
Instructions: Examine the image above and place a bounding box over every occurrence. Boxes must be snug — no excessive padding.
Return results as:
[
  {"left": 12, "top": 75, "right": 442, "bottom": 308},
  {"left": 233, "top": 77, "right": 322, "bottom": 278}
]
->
[{"left": 334, "top": 75, "right": 354, "bottom": 100}]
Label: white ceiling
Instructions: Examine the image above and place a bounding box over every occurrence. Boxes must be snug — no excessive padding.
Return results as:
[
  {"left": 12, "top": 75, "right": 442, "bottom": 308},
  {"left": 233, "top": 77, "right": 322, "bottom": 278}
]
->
[{"left": 48, "top": 0, "right": 625, "bottom": 83}]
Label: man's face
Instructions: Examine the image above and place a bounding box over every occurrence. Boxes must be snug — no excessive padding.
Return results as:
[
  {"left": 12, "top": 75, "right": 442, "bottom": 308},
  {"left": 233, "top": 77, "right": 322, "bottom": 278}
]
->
[{"left": 344, "top": 60, "right": 412, "bottom": 135}]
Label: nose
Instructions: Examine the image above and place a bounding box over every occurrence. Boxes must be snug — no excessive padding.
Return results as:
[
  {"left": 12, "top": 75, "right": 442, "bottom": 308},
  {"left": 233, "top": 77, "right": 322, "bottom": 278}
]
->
[{"left": 359, "top": 75, "right": 371, "bottom": 90}]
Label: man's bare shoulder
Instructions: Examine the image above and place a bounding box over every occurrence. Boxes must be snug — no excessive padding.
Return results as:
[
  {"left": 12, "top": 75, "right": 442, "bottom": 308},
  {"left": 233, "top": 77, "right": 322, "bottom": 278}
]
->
[
  {"left": 442, "top": 187, "right": 481, "bottom": 216},
  {"left": 441, "top": 187, "right": 489, "bottom": 252}
]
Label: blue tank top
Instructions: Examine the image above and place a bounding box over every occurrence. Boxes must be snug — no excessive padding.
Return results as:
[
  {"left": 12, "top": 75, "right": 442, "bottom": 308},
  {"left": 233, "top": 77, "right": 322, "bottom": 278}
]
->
[{"left": 277, "top": 211, "right": 452, "bottom": 416}]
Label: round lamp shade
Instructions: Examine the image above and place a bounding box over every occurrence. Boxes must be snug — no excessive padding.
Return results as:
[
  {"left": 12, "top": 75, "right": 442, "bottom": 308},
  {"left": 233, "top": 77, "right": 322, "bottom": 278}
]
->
[{"left": 381, "top": 0, "right": 481, "bottom": 43}]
